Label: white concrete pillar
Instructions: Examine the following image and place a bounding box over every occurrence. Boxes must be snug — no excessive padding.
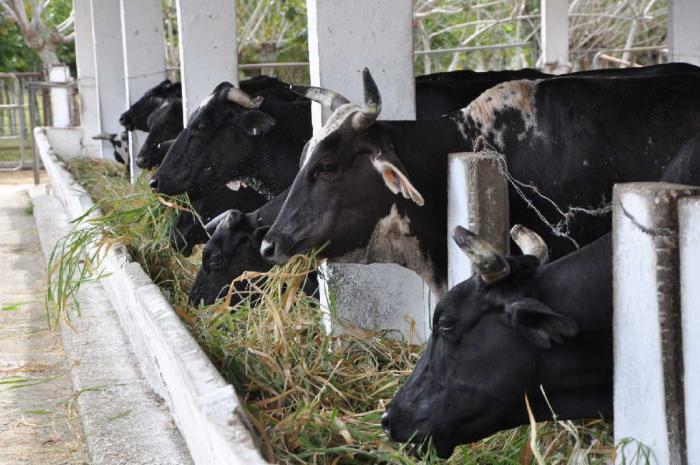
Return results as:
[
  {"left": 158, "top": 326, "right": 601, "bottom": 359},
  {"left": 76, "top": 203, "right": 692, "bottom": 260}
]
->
[
  {"left": 90, "top": 0, "right": 127, "bottom": 159},
  {"left": 48, "top": 65, "right": 72, "bottom": 128},
  {"left": 541, "top": 0, "right": 570, "bottom": 74},
  {"left": 307, "top": 0, "right": 428, "bottom": 342},
  {"left": 613, "top": 182, "right": 700, "bottom": 465},
  {"left": 447, "top": 152, "right": 510, "bottom": 289},
  {"left": 175, "top": 0, "right": 238, "bottom": 123},
  {"left": 73, "top": 0, "right": 100, "bottom": 157},
  {"left": 669, "top": 0, "right": 700, "bottom": 66},
  {"left": 306, "top": 0, "right": 415, "bottom": 127},
  {"left": 120, "top": 0, "right": 167, "bottom": 180},
  {"left": 679, "top": 197, "right": 700, "bottom": 465}
]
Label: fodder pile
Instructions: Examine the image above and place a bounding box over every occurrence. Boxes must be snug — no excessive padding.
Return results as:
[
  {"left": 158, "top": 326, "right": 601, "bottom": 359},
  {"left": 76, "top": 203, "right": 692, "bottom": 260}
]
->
[{"left": 48, "top": 157, "right": 620, "bottom": 464}]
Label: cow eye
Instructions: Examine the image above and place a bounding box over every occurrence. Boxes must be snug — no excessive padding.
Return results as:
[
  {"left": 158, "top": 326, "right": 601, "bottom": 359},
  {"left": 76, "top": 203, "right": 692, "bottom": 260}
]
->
[
  {"left": 319, "top": 162, "right": 338, "bottom": 173},
  {"left": 438, "top": 317, "right": 456, "bottom": 334}
]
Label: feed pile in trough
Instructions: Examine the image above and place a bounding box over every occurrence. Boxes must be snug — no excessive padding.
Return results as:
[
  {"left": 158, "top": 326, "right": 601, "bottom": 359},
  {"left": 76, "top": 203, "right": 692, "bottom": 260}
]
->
[{"left": 47, "top": 157, "right": 619, "bottom": 464}]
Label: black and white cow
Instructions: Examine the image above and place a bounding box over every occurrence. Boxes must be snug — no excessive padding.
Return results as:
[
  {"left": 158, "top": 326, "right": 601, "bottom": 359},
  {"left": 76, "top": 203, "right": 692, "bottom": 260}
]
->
[
  {"left": 119, "top": 79, "right": 182, "bottom": 131},
  {"left": 188, "top": 191, "right": 287, "bottom": 306},
  {"left": 382, "top": 131, "right": 700, "bottom": 457},
  {"left": 170, "top": 184, "right": 267, "bottom": 257},
  {"left": 261, "top": 67, "right": 700, "bottom": 295},
  {"left": 92, "top": 131, "right": 129, "bottom": 165},
  {"left": 135, "top": 98, "right": 184, "bottom": 169}
]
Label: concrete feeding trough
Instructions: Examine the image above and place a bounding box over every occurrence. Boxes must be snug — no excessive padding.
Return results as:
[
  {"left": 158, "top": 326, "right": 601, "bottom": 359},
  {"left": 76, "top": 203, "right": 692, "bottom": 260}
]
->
[{"left": 35, "top": 126, "right": 271, "bottom": 465}]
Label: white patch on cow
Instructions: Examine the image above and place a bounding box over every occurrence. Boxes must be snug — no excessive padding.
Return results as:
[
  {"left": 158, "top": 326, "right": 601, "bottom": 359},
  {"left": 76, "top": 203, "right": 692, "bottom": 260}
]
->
[
  {"left": 333, "top": 204, "right": 444, "bottom": 296},
  {"left": 226, "top": 180, "right": 242, "bottom": 191},
  {"left": 456, "top": 79, "right": 541, "bottom": 150},
  {"left": 198, "top": 92, "right": 214, "bottom": 110},
  {"left": 159, "top": 100, "right": 170, "bottom": 109},
  {"left": 300, "top": 103, "right": 359, "bottom": 167}
]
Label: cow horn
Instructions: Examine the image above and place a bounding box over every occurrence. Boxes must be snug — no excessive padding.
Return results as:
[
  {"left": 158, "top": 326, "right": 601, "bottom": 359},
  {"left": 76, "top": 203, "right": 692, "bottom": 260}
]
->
[
  {"left": 452, "top": 226, "right": 510, "bottom": 284},
  {"left": 226, "top": 86, "right": 260, "bottom": 109},
  {"left": 289, "top": 84, "right": 350, "bottom": 113},
  {"left": 351, "top": 68, "right": 382, "bottom": 131},
  {"left": 510, "top": 225, "right": 549, "bottom": 264}
]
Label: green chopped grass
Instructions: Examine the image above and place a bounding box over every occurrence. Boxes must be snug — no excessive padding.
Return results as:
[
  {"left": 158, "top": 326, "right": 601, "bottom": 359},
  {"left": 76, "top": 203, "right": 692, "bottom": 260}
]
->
[{"left": 43, "top": 156, "right": 652, "bottom": 464}]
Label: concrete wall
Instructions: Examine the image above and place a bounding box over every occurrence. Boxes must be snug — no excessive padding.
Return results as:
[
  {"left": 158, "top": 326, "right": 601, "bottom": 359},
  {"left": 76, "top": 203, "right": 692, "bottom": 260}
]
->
[{"left": 540, "top": 0, "right": 570, "bottom": 74}]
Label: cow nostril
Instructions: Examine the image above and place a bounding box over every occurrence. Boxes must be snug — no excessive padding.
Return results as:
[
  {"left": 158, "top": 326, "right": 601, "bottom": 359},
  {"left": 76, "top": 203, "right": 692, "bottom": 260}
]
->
[
  {"left": 260, "top": 239, "right": 275, "bottom": 260},
  {"left": 149, "top": 177, "right": 158, "bottom": 190}
]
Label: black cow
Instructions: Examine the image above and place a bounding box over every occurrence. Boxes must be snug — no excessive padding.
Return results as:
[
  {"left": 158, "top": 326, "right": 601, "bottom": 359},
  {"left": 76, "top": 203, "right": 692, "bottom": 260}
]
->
[
  {"left": 119, "top": 79, "right": 182, "bottom": 131},
  {"left": 135, "top": 98, "right": 184, "bottom": 169},
  {"left": 382, "top": 225, "right": 612, "bottom": 458},
  {"left": 382, "top": 131, "right": 700, "bottom": 457},
  {"left": 188, "top": 191, "right": 287, "bottom": 306},
  {"left": 170, "top": 184, "right": 267, "bottom": 257},
  {"left": 261, "top": 67, "right": 700, "bottom": 295},
  {"left": 150, "top": 77, "right": 308, "bottom": 196}
]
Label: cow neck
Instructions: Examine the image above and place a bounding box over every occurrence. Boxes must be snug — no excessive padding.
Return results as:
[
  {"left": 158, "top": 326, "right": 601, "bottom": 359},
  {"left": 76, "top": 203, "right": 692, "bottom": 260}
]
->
[
  {"left": 525, "top": 234, "right": 613, "bottom": 421},
  {"left": 378, "top": 117, "right": 469, "bottom": 295}
]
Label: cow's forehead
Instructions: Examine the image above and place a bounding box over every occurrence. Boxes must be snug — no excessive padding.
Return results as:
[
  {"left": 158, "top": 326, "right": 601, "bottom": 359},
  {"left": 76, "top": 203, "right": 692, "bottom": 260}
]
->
[{"left": 300, "top": 103, "right": 359, "bottom": 167}]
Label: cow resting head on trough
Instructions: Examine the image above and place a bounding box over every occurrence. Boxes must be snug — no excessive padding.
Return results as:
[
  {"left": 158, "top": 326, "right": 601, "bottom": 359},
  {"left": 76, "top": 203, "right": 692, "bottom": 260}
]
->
[{"left": 382, "top": 225, "right": 613, "bottom": 458}]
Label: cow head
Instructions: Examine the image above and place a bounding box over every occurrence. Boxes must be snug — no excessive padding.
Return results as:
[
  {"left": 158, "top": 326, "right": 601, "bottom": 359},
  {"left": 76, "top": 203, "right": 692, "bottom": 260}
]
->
[
  {"left": 150, "top": 82, "right": 276, "bottom": 195},
  {"left": 135, "top": 98, "right": 183, "bottom": 169},
  {"left": 92, "top": 131, "right": 129, "bottom": 165},
  {"left": 120, "top": 79, "right": 181, "bottom": 131},
  {"left": 382, "top": 226, "right": 579, "bottom": 458},
  {"left": 261, "top": 69, "right": 424, "bottom": 266},
  {"left": 189, "top": 209, "right": 270, "bottom": 307}
]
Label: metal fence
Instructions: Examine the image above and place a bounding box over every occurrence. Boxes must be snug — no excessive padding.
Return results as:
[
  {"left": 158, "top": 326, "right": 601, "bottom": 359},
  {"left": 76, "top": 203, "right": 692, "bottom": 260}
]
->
[{"left": 0, "top": 72, "right": 43, "bottom": 170}]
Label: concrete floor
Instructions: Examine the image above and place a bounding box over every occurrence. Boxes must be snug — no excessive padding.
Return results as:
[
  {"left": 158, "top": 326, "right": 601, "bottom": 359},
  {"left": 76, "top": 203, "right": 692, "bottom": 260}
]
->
[{"left": 0, "top": 171, "right": 89, "bottom": 465}]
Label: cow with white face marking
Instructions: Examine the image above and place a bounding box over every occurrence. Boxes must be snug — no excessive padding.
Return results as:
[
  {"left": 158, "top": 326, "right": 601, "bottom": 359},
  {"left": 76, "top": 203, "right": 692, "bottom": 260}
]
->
[
  {"left": 261, "top": 67, "right": 700, "bottom": 295},
  {"left": 119, "top": 79, "right": 182, "bottom": 131},
  {"left": 383, "top": 131, "right": 700, "bottom": 457},
  {"left": 92, "top": 131, "right": 129, "bottom": 165}
]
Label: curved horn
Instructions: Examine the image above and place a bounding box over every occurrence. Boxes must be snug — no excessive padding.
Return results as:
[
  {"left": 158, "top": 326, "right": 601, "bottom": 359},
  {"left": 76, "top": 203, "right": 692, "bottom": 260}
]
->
[
  {"left": 510, "top": 224, "right": 549, "bottom": 264},
  {"left": 351, "top": 68, "right": 382, "bottom": 130},
  {"left": 452, "top": 226, "right": 510, "bottom": 284},
  {"left": 289, "top": 84, "right": 350, "bottom": 113},
  {"left": 226, "top": 87, "right": 260, "bottom": 109}
]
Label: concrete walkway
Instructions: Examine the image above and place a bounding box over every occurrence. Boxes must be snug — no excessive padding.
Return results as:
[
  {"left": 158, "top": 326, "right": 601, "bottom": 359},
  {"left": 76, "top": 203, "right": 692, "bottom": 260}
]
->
[{"left": 0, "top": 176, "right": 89, "bottom": 465}]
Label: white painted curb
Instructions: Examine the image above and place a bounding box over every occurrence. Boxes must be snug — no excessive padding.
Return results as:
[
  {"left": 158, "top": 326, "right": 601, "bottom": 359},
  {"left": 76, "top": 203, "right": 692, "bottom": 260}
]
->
[{"left": 35, "top": 127, "right": 270, "bottom": 465}]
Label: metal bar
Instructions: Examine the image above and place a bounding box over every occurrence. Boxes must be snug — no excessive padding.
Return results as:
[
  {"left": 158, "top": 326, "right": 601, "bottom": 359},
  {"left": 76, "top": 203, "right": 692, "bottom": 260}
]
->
[
  {"left": 15, "top": 76, "right": 26, "bottom": 170},
  {"left": 572, "top": 45, "right": 668, "bottom": 53},
  {"left": 414, "top": 42, "right": 533, "bottom": 56}
]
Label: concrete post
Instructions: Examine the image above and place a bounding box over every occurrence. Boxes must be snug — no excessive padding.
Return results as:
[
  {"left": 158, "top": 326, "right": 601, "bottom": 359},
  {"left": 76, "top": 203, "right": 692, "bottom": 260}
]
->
[
  {"left": 175, "top": 0, "right": 238, "bottom": 123},
  {"left": 120, "top": 0, "right": 167, "bottom": 181},
  {"left": 48, "top": 65, "right": 72, "bottom": 129},
  {"left": 307, "top": 0, "right": 427, "bottom": 341},
  {"left": 541, "top": 0, "right": 570, "bottom": 74},
  {"left": 90, "top": 0, "right": 127, "bottom": 159},
  {"left": 613, "top": 182, "right": 700, "bottom": 465},
  {"left": 73, "top": 0, "right": 100, "bottom": 157},
  {"left": 679, "top": 197, "right": 700, "bottom": 465},
  {"left": 669, "top": 0, "right": 700, "bottom": 66},
  {"left": 447, "top": 152, "right": 510, "bottom": 289},
  {"left": 306, "top": 0, "right": 415, "bottom": 127}
]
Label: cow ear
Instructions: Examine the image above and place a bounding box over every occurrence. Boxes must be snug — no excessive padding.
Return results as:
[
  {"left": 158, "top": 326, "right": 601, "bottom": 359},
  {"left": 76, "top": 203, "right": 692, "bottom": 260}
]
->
[
  {"left": 238, "top": 110, "right": 276, "bottom": 136},
  {"left": 371, "top": 157, "right": 424, "bottom": 206},
  {"left": 204, "top": 209, "right": 235, "bottom": 235},
  {"left": 505, "top": 298, "right": 578, "bottom": 349}
]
